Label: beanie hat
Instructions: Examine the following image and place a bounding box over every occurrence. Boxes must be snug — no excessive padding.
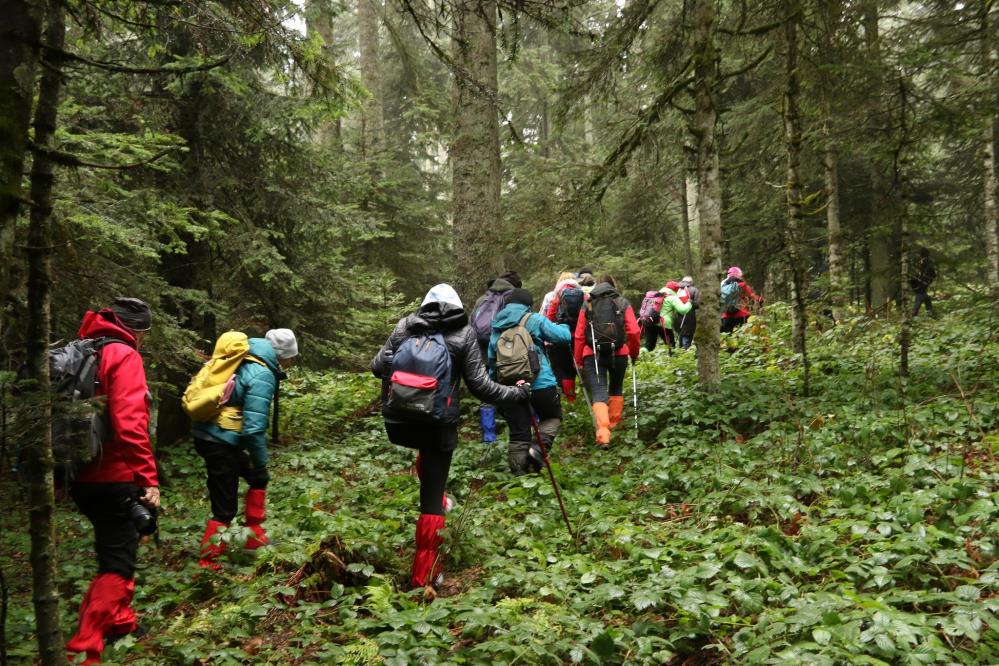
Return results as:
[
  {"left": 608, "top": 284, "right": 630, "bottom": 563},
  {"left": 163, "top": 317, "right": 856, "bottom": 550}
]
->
[
  {"left": 727, "top": 266, "right": 743, "bottom": 279},
  {"left": 111, "top": 297, "right": 152, "bottom": 332},
  {"left": 681, "top": 275, "right": 694, "bottom": 284},
  {"left": 666, "top": 280, "right": 680, "bottom": 292},
  {"left": 265, "top": 328, "right": 299, "bottom": 359},
  {"left": 500, "top": 271, "right": 523, "bottom": 288},
  {"left": 507, "top": 288, "right": 534, "bottom": 307}
]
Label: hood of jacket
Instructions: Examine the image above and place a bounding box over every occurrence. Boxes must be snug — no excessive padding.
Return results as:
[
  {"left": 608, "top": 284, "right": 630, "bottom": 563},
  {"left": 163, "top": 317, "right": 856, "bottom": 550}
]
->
[
  {"left": 248, "top": 337, "right": 282, "bottom": 375},
  {"left": 406, "top": 301, "right": 469, "bottom": 333},
  {"left": 588, "top": 282, "right": 620, "bottom": 300},
  {"left": 77, "top": 309, "right": 138, "bottom": 347},
  {"left": 488, "top": 277, "right": 515, "bottom": 293},
  {"left": 491, "top": 303, "right": 532, "bottom": 331}
]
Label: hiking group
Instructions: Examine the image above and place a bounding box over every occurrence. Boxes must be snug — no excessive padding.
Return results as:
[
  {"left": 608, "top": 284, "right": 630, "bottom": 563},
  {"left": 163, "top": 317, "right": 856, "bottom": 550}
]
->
[{"left": 56, "top": 265, "right": 766, "bottom": 662}]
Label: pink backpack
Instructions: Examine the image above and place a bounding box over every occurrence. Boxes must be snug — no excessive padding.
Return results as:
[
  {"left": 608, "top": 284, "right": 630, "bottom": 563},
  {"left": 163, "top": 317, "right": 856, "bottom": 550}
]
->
[{"left": 638, "top": 291, "right": 665, "bottom": 324}]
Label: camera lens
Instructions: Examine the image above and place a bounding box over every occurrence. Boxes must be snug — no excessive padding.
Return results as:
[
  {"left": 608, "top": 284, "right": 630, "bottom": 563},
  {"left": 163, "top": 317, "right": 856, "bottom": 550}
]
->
[{"left": 124, "top": 496, "right": 157, "bottom": 535}]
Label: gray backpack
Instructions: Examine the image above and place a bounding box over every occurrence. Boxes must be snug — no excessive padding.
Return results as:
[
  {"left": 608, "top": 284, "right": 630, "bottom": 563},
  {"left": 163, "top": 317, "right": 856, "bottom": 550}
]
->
[{"left": 495, "top": 313, "right": 540, "bottom": 385}]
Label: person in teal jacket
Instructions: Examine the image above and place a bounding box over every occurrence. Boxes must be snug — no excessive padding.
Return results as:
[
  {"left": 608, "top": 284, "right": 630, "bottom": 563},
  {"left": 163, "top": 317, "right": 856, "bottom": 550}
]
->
[
  {"left": 193, "top": 328, "right": 298, "bottom": 569},
  {"left": 487, "top": 289, "right": 572, "bottom": 474}
]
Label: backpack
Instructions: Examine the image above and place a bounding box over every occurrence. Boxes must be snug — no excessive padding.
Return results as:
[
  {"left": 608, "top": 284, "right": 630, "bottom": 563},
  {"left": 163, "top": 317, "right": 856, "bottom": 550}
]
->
[
  {"left": 585, "top": 293, "right": 627, "bottom": 352},
  {"left": 182, "top": 332, "right": 261, "bottom": 425},
  {"left": 383, "top": 332, "right": 453, "bottom": 422},
  {"left": 47, "top": 337, "right": 122, "bottom": 484},
  {"left": 472, "top": 291, "right": 508, "bottom": 346},
  {"left": 494, "top": 313, "right": 541, "bottom": 385},
  {"left": 637, "top": 291, "right": 664, "bottom": 326},
  {"left": 675, "top": 286, "right": 690, "bottom": 304},
  {"left": 555, "top": 286, "right": 585, "bottom": 326},
  {"left": 720, "top": 279, "right": 742, "bottom": 314}
]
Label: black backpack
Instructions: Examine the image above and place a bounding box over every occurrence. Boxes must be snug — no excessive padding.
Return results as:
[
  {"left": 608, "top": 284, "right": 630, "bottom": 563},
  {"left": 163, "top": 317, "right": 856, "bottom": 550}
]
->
[
  {"left": 585, "top": 294, "right": 626, "bottom": 352},
  {"left": 556, "top": 286, "right": 585, "bottom": 326},
  {"left": 48, "top": 338, "right": 121, "bottom": 485}
]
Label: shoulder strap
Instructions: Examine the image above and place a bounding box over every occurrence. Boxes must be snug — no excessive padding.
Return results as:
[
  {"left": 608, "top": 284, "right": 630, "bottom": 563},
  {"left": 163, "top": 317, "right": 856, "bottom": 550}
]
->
[{"left": 518, "top": 313, "right": 533, "bottom": 327}]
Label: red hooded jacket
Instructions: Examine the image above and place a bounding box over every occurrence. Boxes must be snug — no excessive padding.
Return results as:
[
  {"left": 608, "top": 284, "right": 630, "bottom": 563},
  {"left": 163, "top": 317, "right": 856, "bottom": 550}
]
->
[{"left": 72, "top": 309, "right": 158, "bottom": 488}]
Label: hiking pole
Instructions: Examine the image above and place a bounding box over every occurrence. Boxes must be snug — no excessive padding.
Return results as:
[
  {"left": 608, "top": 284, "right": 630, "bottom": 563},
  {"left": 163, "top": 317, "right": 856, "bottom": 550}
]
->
[
  {"left": 528, "top": 413, "right": 575, "bottom": 542},
  {"left": 589, "top": 321, "right": 599, "bottom": 376},
  {"left": 631, "top": 359, "right": 639, "bottom": 436}
]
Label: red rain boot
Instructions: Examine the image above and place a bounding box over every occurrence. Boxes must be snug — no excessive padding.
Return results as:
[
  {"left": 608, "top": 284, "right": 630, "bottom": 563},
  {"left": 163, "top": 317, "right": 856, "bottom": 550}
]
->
[
  {"left": 66, "top": 573, "right": 135, "bottom": 665},
  {"left": 243, "top": 489, "right": 268, "bottom": 550},
  {"left": 198, "top": 519, "right": 229, "bottom": 570},
  {"left": 410, "top": 514, "right": 445, "bottom": 588},
  {"left": 561, "top": 379, "right": 576, "bottom": 403}
]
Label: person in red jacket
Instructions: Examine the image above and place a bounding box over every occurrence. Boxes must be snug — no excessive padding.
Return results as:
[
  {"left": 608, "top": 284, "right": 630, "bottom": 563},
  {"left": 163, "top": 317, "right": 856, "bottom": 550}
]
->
[
  {"left": 573, "top": 276, "right": 641, "bottom": 447},
  {"left": 720, "top": 266, "right": 762, "bottom": 333},
  {"left": 66, "top": 298, "right": 159, "bottom": 666}
]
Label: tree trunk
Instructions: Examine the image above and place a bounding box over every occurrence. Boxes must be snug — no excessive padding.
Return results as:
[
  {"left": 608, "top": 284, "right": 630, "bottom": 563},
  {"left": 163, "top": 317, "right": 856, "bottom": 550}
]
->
[
  {"left": 307, "top": 0, "right": 343, "bottom": 150},
  {"left": 0, "top": 0, "right": 45, "bottom": 359},
  {"left": 817, "top": 0, "right": 845, "bottom": 319},
  {"left": 986, "top": 116, "right": 999, "bottom": 286},
  {"left": 24, "top": 1, "right": 68, "bottom": 662},
  {"left": 689, "top": 0, "right": 722, "bottom": 389},
  {"left": 451, "top": 0, "right": 501, "bottom": 298},
  {"left": 358, "top": 0, "right": 385, "bottom": 155},
  {"left": 862, "top": 0, "right": 896, "bottom": 312},
  {"left": 897, "top": 78, "right": 912, "bottom": 379},
  {"left": 981, "top": 3, "right": 998, "bottom": 286},
  {"left": 782, "top": 0, "right": 809, "bottom": 395},
  {"left": 679, "top": 181, "right": 693, "bottom": 275}
]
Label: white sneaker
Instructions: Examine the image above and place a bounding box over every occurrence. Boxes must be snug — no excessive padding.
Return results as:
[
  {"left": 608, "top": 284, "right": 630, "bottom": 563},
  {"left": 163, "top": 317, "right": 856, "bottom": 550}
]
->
[{"left": 443, "top": 494, "right": 455, "bottom": 514}]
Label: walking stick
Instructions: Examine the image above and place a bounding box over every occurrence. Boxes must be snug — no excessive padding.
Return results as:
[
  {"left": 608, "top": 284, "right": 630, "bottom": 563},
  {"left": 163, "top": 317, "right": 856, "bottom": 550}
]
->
[
  {"left": 631, "top": 359, "right": 639, "bottom": 436},
  {"left": 529, "top": 413, "right": 575, "bottom": 542}
]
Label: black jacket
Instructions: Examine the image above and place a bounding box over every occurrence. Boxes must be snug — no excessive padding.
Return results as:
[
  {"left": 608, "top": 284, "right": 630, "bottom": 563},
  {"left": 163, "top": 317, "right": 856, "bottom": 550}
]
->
[{"left": 372, "top": 300, "right": 523, "bottom": 449}]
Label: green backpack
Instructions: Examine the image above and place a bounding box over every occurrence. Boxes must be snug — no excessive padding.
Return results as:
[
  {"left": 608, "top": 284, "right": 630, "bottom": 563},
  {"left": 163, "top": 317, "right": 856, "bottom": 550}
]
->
[{"left": 494, "top": 313, "right": 541, "bottom": 385}]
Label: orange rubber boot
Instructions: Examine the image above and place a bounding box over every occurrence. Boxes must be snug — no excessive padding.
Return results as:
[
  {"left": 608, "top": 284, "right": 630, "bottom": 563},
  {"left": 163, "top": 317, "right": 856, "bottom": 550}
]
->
[
  {"left": 592, "top": 402, "right": 611, "bottom": 447},
  {"left": 608, "top": 396, "right": 625, "bottom": 429}
]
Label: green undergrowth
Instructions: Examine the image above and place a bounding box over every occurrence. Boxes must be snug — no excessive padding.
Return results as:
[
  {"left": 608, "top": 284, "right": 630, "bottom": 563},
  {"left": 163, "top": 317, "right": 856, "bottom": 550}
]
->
[{"left": 2, "top": 298, "right": 998, "bottom": 664}]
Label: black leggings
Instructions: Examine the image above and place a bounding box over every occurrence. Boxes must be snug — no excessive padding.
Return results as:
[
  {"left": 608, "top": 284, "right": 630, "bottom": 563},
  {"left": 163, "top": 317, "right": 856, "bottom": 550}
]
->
[
  {"left": 71, "top": 482, "right": 142, "bottom": 579},
  {"left": 417, "top": 447, "right": 453, "bottom": 515},
  {"left": 547, "top": 343, "right": 577, "bottom": 382},
  {"left": 641, "top": 323, "right": 671, "bottom": 352},
  {"left": 721, "top": 315, "right": 747, "bottom": 333},
  {"left": 582, "top": 353, "right": 628, "bottom": 403},
  {"left": 195, "top": 439, "right": 269, "bottom": 523},
  {"left": 501, "top": 386, "right": 562, "bottom": 445}
]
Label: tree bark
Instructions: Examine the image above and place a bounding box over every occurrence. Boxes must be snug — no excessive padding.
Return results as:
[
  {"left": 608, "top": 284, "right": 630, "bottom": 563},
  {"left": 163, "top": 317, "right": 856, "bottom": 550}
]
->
[
  {"left": 783, "top": 0, "right": 809, "bottom": 395},
  {"left": 307, "top": 0, "right": 343, "bottom": 150},
  {"left": 981, "top": 3, "right": 998, "bottom": 286},
  {"left": 817, "top": 0, "right": 845, "bottom": 319},
  {"left": 451, "top": 0, "right": 502, "bottom": 298},
  {"left": 24, "top": 1, "right": 68, "bottom": 662},
  {"left": 679, "top": 181, "right": 693, "bottom": 276},
  {"left": 357, "top": 0, "right": 385, "bottom": 155},
  {"left": 689, "top": 0, "right": 722, "bottom": 389},
  {"left": 862, "top": 0, "right": 896, "bottom": 312},
  {"left": 986, "top": 117, "right": 999, "bottom": 286},
  {"left": 0, "top": 0, "right": 45, "bottom": 359}
]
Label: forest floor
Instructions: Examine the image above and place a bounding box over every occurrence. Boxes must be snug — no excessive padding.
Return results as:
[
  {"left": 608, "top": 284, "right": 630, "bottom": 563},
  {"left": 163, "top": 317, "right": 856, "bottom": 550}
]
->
[{"left": 2, "top": 298, "right": 998, "bottom": 665}]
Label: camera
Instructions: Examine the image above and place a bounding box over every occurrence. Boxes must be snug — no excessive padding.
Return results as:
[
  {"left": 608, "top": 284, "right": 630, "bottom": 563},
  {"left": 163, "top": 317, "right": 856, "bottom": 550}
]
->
[{"left": 122, "top": 495, "right": 157, "bottom": 535}]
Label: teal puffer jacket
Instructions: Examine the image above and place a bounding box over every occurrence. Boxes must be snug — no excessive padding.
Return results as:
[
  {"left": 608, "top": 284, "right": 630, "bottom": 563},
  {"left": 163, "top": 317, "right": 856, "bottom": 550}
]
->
[
  {"left": 487, "top": 303, "right": 571, "bottom": 391},
  {"left": 191, "top": 337, "right": 283, "bottom": 467}
]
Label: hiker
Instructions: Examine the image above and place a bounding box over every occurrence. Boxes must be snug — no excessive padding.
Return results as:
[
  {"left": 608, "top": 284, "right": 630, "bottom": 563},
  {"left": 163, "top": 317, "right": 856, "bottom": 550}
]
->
[
  {"left": 573, "top": 275, "right": 641, "bottom": 447},
  {"left": 487, "top": 288, "right": 572, "bottom": 475},
  {"left": 659, "top": 281, "right": 693, "bottom": 350},
  {"left": 544, "top": 273, "right": 585, "bottom": 401},
  {"left": 470, "top": 271, "right": 521, "bottom": 444},
  {"left": 539, "top": 271, "right": 575, "bottom": 317},
  {"left": 192, "top": 328, "right": 298, "bottom": 570},
  {"left": 720, "top": 266, "right": 762, "bottom": 333},
  {"left": 576, "top": 266, "right": 597, "bottom": 293},
  {"left": 910, "top": 248, "right": 936, "bottom": 317},
  {"left": 675, "top": 276, "right": 700, "bottom": 349},
  {"left": 637, "top": 289, "right": 668, "bottom": 352},
  {"left": 66, "top": 298, "right": 159, "bottom": 665},
  {"left": 372, "top": 284, "right": 530, "bottom": 589}
]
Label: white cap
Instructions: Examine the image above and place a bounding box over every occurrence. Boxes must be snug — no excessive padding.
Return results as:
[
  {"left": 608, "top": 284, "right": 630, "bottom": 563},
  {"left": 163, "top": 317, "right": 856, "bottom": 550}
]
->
[
  {"left": 265, "top": 328, "right": 298, "bottom": 359},
  {"left": 421, "top": 283, "right": 463, "bottom": 309}
]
